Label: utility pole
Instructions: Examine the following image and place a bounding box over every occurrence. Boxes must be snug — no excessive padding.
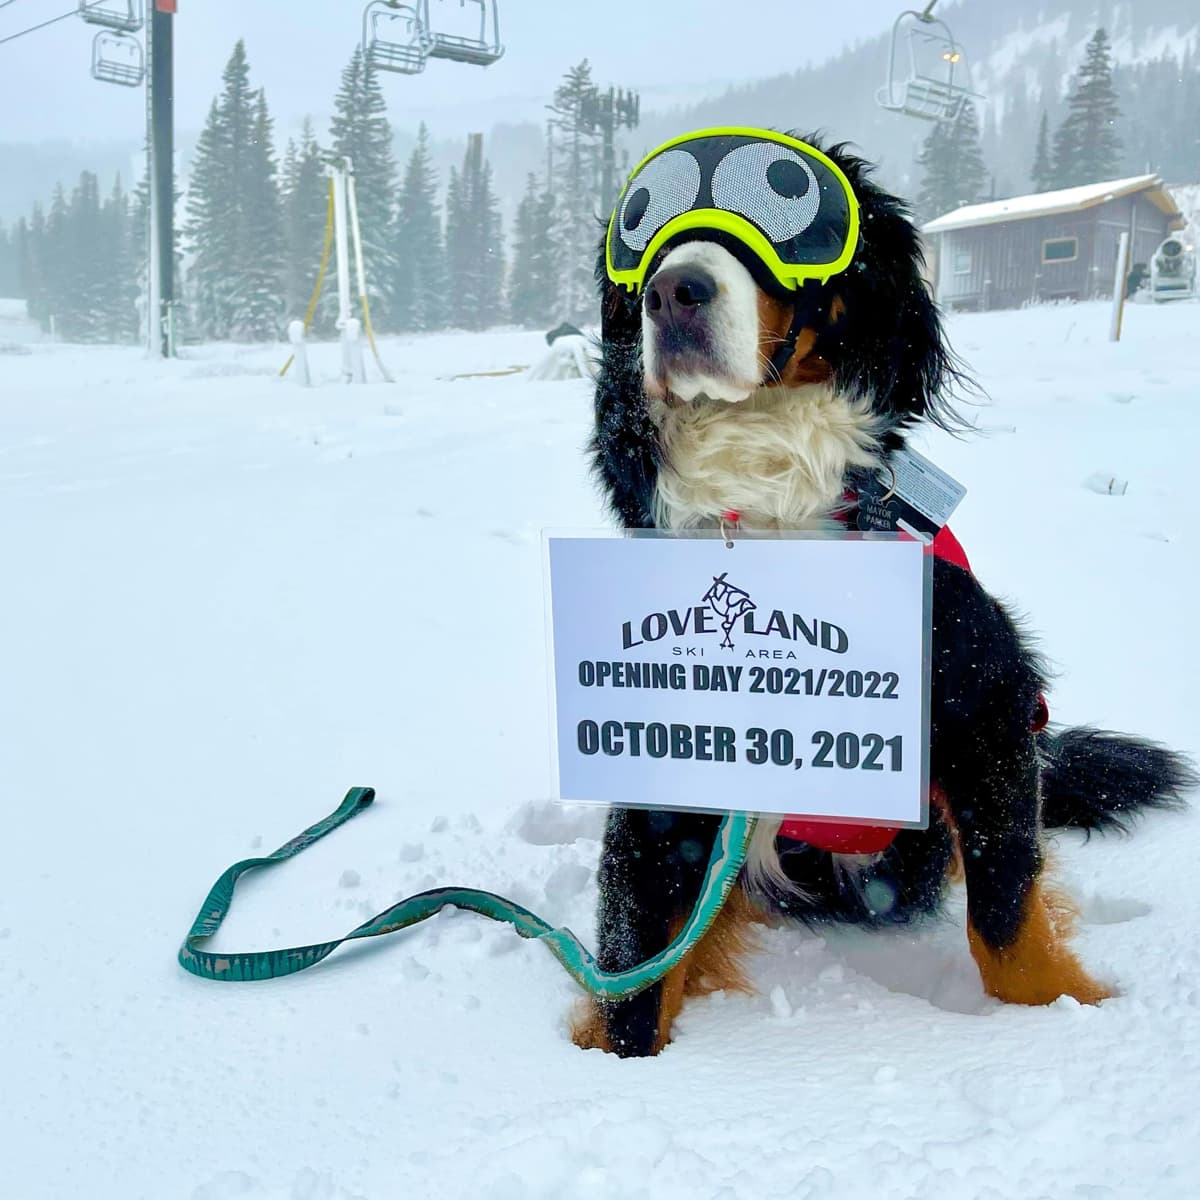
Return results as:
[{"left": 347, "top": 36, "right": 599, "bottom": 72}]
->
[
  {"left": 579, "top": 86, "right": 640, "bottom": 217},
  {"left": 146, "top": 1, "right": 176, "bottom": 357}
]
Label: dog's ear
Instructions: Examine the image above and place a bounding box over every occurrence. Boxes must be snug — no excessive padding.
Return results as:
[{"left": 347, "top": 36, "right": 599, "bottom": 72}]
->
[{"left": 818, "top": 146, "right": 966, "bottom": 433}]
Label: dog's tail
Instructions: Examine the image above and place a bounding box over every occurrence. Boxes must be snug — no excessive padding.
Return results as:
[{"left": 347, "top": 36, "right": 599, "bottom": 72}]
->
[{"left": 1039, "top": 727, "right": 1196, "bottom": 833}]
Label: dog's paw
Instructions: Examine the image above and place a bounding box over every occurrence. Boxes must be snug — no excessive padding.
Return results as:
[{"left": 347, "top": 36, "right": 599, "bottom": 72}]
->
[
  {"left": 569, "top": 999, "right": 671, "bottom": 1057},
  {"left": 569, "top": 999, "right": 614, "bottom": 1053},
  {"left": 981, "top": 960, "right": 1114, "bottom": 1007}
]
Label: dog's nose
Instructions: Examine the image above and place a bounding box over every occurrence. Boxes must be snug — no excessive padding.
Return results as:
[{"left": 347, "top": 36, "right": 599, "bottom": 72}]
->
[{"left": 645, "top": 266, "right": 717, "bottom": 325}]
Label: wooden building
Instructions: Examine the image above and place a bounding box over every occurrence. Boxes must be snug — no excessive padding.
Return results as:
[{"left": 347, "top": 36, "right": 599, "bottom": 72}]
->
[{"left": 922, "top": 175, "right": 1186, "bottom": 311}]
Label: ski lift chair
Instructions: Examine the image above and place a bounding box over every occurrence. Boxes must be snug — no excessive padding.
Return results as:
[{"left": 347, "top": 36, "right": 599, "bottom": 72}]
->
[
  {"left": 78, "top": 0, "right": 143, "bottom": 33},
  {"left": 363, "top": 1, "right": 429, "bottom": 74},
  {"left": 420, "top": 0, "right": 504, "bottom": 67},
  {"left": 91, "top": 30, "right": 145, "bottom": 87},
  {"left": 876, "top": 4, "right": 979, "bottom": 122}
]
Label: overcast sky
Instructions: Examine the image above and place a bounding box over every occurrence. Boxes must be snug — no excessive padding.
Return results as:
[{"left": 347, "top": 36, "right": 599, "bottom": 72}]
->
[{"left": 0, "top": 0, "right": 917, "bottom": 144}]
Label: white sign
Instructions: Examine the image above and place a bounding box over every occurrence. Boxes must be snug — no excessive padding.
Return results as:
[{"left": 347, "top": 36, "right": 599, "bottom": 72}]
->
[{"left": 545, "top": 533, "right": 930, "bottom": 826}]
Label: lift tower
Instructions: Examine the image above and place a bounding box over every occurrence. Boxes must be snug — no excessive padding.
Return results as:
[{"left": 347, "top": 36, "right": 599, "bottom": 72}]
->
[{"left": 146, "top": 1, "right": 176, "bottom": 357}]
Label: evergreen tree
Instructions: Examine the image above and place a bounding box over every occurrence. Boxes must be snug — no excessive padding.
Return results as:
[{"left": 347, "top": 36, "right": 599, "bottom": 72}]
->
[
  {"left": 185, "top": 97, "right": 237, "bottom": 338},
  {"left": 66, "top": 171, "right": 108, "bottom": 342},
  {"left": 101, "top": 176, "right": 140, "bottom": 342},
  {"left": 547, "top": 60, "right": 603, "bottom": 323},
  {"left": 184, "top": 42, "right": 285, "bottom": 341},
  {"left": 507, "top": 173, "right": 558, "bottom": 327},
  {"left": 11, "top": 218, "right": 34, "bottom": 304},
  {"left": 444, "top": 165, "right": 467, "bottom": 326},
  {"left": 473, "top": 157, "right": 505, "bottom": 324},
  {"left": 444, "top": 135, "right": 504, "bottom": 330},
  {"left": 392, "top": 123, "right": 446, "bottom": 332},
  {"left": 914, "top": 100, "right": 988, "bottom": 223},
  {"left": 1031, "top": 110, "right": 1054, "bottom": 192},
  {"left": 42, "top": 184, "right": 71, "bottom": 336},
  {"left": 328, "top": 48, "right": 397, "bottom": 330},
  {"left": 130, "top": 164, "right": 151, "bottom": 342},
  {"left": 0, "top": 223, "right": 17, "bottom": 297},
  {"left": 281, "top": 118, "right": 329, "bottom": 327},
  {"left": 231, "top": 88, "right": 285, "bottom": 340},
  {"left": 22, "top": 207, "right": 47, "bottom": 326},
  {"left": 1050, "top": 28, "right": 1122, "bottom": 188}
]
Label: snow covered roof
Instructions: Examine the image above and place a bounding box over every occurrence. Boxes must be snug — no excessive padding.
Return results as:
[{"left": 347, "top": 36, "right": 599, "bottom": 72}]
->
[{"left": 923, "top": 175, "right": 1185, "bottom": 234}]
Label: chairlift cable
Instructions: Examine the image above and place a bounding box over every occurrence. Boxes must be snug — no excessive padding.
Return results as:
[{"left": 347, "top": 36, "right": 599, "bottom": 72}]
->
[
  {"left": 0, "top": 5, "right": 83, "bottom": 46},
  {"left": 0, "top": 1, "right": 125, "bottom": 48}
]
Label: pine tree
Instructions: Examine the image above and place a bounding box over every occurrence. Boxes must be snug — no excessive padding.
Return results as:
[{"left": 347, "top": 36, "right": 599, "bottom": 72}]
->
[
  {"left": 185, "top": 97, "right": 237, "bottom": 338},
  {"left": 1031, "top": 110, "right": 1054, "bottom": 192},
  {"left": 507, "top": 173, "right": 558, "bottom": 327},
  {"left": 444, "top": 135, "right": 504, "bottom": 330},
  {"left": 22, "top": 207, "right": 47, "bottom": 326},
  {"left": 42, "top": 183, "right": 71, "bottom": 337},
  {"left": 444, "top": 165, "right": 467, "bottom": 327},
  {"left": 281, "top": 118, "right": 329, "bottom": 328},
  {"left": 0, "top": 223, "right": 16, "bottom": 297},
  {"left": 328, "top": 48, "right": 397, "bottom": 330},
  {"left": 11, "top": 218, "right": 33, "bottom": 304},
  {"left": 914, "top": 100, "right": 988, "bottom": 223},
  {"left": 184, "top": 42, "right": 285, "bottom": 341},
  {"left": 392, "top": 123, "right": 446, "bottom": 332},
  {"left": 101, "top": 176, "right": 140, "bottom": 342},
  {"left": 547, "top": 60, "right": 603, "bottom": 323},
  {"left": 67, "top": 171, "right": 109, "bottom": 342},
  {"left": 130, "top": 164, "right": 151, "bottom": 341},
  {"left": 473, "top": 157, "right": 505, "bottom": 324},
  {"left": 230, "top": 89, "right": 285, "bottom": 340},
  {"left": 1050, "top": 28, "right": 1122, "bottom": 188}
]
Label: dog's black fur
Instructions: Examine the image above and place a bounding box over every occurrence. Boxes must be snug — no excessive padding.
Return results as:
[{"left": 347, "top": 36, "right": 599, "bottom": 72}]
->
[{"left": 582, "top": 135, "right": 1195, "bottom": 1058}]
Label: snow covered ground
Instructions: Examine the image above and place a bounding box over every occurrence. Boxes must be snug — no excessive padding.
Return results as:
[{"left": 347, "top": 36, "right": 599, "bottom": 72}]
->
[{"left": 2, "top": 300, "right": 1199, "bottom": 1200}]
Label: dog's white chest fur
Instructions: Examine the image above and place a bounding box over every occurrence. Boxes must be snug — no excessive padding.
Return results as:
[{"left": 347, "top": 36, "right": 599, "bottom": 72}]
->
[{"left": 652, "top": 382, "right": 881, "bottom": 531}]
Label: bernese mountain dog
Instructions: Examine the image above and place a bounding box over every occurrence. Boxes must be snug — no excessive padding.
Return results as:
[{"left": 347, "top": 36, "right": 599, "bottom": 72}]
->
[{"left": 571, "top": 129, "right": 1194, "bottom": 1058}]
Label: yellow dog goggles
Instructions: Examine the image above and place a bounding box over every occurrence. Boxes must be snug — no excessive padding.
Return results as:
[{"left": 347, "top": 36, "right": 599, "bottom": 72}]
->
[{"left": 605, "top": 127, "right": 860, "bottom": 294}]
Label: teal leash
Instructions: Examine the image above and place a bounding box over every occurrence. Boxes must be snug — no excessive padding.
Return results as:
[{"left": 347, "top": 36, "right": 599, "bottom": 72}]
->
[{"left": 178, "top": 789, "right": 756, "bottom": 1000}]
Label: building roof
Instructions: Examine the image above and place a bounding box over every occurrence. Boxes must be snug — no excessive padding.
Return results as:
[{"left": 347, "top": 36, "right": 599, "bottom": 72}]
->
[{"left": 923, "top": 175, "right": 1185, "bottom": 234}]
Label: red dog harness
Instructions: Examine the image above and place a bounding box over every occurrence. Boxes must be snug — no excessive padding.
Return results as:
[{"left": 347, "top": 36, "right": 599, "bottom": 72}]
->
[{"left": 764, "top": 520, "right": 1049, "bottom": 854}]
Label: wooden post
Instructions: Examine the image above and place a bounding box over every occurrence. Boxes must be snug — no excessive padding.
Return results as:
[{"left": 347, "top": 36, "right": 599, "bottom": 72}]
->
[{"left": 1109, "top": 231, "right": 1131, "bottom": 342}]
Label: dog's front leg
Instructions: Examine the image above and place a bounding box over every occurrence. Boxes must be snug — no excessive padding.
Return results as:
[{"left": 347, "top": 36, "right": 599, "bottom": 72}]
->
[{"left": 571, "top": 806, "right": 721, "bottom": 1056}]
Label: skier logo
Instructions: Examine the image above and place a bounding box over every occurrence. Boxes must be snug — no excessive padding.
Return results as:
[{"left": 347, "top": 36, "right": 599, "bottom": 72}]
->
[{"left": 703, "top": 573, "right": 756, "bottom": 650}]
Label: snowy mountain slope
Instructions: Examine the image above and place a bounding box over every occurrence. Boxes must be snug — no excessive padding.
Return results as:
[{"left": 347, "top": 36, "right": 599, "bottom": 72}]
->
[
  {"left": 972, "top": 0, "right": 1199, "bottom": 104},
  {"left": 2, "top": 302, "right": 1200, "bottom": 1199},
  {"left": 634, "top": 0, "right": 1200, "bottom": 201}
]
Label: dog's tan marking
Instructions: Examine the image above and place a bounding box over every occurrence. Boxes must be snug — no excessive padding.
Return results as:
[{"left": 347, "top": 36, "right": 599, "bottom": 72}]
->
[
  {"left": 967, "top": 877, "right": 1112, "bottom": 1006},
  {"left": 569, "top": 1000, "right": 614, "bottom": 1053},
  {"left": 755, "top": 292, "right": 834, "bottom": 387},
  {"left": 570, "top": 889, "right": 760, "bottom": 1055}
]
